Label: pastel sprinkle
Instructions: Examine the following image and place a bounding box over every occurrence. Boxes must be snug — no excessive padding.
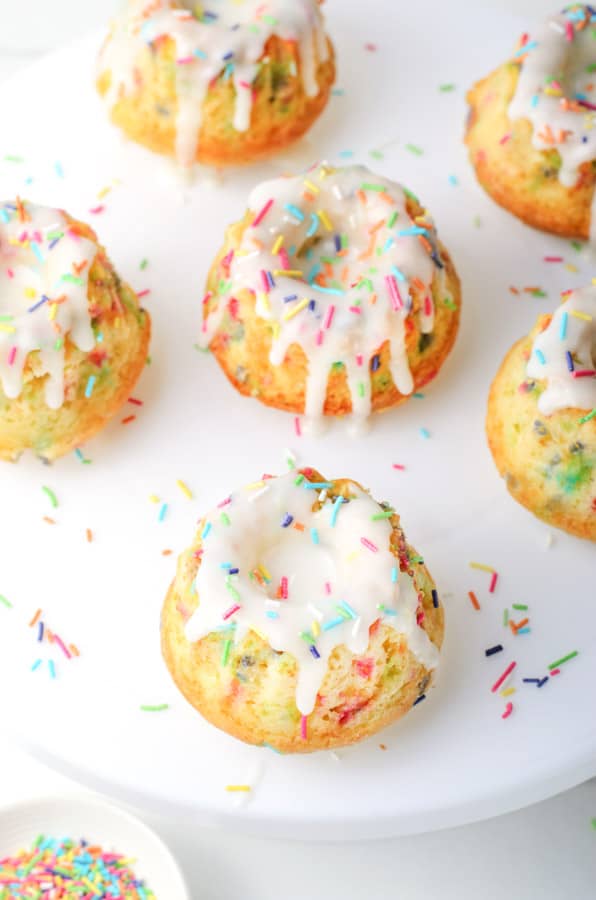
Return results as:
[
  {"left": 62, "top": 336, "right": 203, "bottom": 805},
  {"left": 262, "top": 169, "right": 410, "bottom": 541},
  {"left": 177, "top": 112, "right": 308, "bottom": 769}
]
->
[
  {"left": 140, "top": 704, "right": 169, "bottom": 712},
  {"left": 42, "top": 486, "right": 58, "bottom": 508}
]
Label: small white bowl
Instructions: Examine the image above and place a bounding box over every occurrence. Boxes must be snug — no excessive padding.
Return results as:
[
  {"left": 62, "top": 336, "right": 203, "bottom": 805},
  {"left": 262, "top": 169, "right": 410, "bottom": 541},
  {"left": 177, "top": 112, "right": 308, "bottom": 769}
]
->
[{"left": 0, "top": 792, "right": 190, "bottom": 899}]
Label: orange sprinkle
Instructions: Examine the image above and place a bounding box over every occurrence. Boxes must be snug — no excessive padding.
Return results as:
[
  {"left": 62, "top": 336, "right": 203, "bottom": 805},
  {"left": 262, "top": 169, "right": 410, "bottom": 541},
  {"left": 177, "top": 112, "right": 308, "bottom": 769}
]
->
[
  {"left": 418, "top": 235, "right": 433, "bottom": 255},
  {"left": 357, "top": 189, "right": 367, "bottom": 205},
  {"left": 121, "top": 415, "right": 136, "bottom": 425},
  {"left": 29, "top": 608, "right": 42, "bottom": 628},
  {"left": 468, "top": 591, "right": 480, "bottom": 611},
  {"left": 69, "top": 644, "right": 80, "bottom": 657},
  {"left": 15, "top": 196, "right": 28, "bottom": 223},
  {"left": 293, "top": 522, "right": 305, "bottom": 532},
  {"left": 43, "top": 516, "right": 56, "bottom": 525},
  {"left": 46, "top": 628, "right": 54, "bottom": 643},
  {"left": 162, "top": 549, "right": 173, "bottom": 556},
  {"left": 378, "top": 191, "right": 395, "bottom": 205},
  {"left": 370, "top": 293, "right": 378, "bottom": 305},
  {"left": 73, "top": 260, "right": 89, "bottom": 276},
  {"left": 509, "top": 286, "right": 520, "bottom": 295},
  {"left": 369, "top": 219, "right": 385, "bottom": 235},
  {"left": 86, "top": 528, "right": 93, "bottom": 543},
  {"left": 302, "top": 191, "right": 316, "bottom": 203}
]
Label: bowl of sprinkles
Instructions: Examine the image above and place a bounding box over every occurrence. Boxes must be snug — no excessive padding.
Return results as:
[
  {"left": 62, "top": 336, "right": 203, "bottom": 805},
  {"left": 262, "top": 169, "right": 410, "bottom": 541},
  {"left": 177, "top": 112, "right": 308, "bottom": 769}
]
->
[{"left": 0, "top": 793, "right": 189, "bottom": 899}]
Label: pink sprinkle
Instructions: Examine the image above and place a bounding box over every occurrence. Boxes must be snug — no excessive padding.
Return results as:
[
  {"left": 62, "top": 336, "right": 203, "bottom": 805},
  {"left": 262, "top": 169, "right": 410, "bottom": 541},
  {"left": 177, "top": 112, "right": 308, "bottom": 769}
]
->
[
  {"left": 281, "top": 576, "right": 288, "bottom": 599},
  {"left": 324, "top": 305, "right": 336, "bottom": 329},
  {"left": 364, "top": 42, "right": 377, "bottom": 51},
  {"left": 491, "top": 661, "right": 516, "bottom": 693},
  {"left": 223, "top": 604, "right": 241, "bottom": 620},
  {"left": 324, "top": 582, "right": 332, "bottom": 595},
  {"left": 260, "top": 270, "right": 270, "bottom": 293},
  {"left": 565, "top": 20, "right": 574, "bottom": 41},
  {"left": 392, "top": 464, "right": 406, "bottom": 471},
  {"left": 301, "top": 715, "right": 308, "bottom": 740},
  {"left": 316, "top": 330, "right": 324, "bottom": 346},
  {"left": 279, "top": 248, "right": 290, "bottom": 270},
  {"left": 489, "top": 571, "right": 498, "bottom": 593},
  {"left": 550, "top": 668, "right": 561, "bottom": 676},
  {"left": 360, "top": 537, "right": 378, "bottom": 553},
  {"left": 502, "top": 702, "right": 514, "bottom": 720},
  {"left": 424, "top": 295, "right": 433, "bottom": 317},
  {"left": 53, "top": 634, "right": 72, "bottom": 660},
  {"left": 252, "top": 198, "right": 274, "bottom": 227},
  {"left": 499, "top": 133, "right": 511, "bottom": 145},
  {"left": 294, "top": 416, "right": 302, "bottom": 437},
  {"left": 202, "top": 291, "right": 212, "bottom": 306},
  {"left": 176, "top": 56, "right": 194, "bottom": 64},
  {"left": 238, "top": 80, "right": 251, "bottom": 89},
  {"left": 544, "top": 256, "right": 563, "bottom": 263},
  {"left": 89, "top": 205, "right": 105, "bottom": 215},
  {"left": 137, "top": 289, "right": 150, "bottom": 299},
  {"left": 349, "top": 306, "right": 362, "bottom": 314},
  {"left": 385, "top": 275, "right": 402, "bottom": 311},
  {"left": 572, "top": 369, "right": 596, "bottom": 378},
  {"left": 8, "top": 346, "right": 16, "bottom": 366},
  {"left": 217, "top": 496, "right": 232, "bottom": 508},
  {"left": 128, "top": 397, "right": 143, "bottom": 406},
  {"left": 356, "top": 353, "right": 363, "bottom": 366},
  {"left": 416, "top": 609, "right": 425, "bottom": 626},
  {"left": 6, "top": 268, "right": 14, "bottom": 278}
]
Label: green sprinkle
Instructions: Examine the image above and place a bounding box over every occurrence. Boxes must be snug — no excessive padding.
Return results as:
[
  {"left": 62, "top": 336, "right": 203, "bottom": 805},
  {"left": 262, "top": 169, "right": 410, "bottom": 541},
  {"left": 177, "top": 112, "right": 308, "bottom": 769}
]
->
[
  {"left": 369, "top": 149, "right": 384, "bottom": 160},
  {"left": 591, "top": 818, "right": 596, "bottom": 830},
  {"left": 473, "top": 216, "right": 482, "bottom": 228},
  {"left": 140, "top": 704, "right": 169, "bottom": 712},
  {"left": 371, "top": 511, "right": 394, "bottom": 520},
  {"left": 570, "top": 240, "right": 583, "bottom": 252},
  {"left": 512, "top": 603, "right": 528, "bottom": 611},
  {"left": 357, "top": 382, "right": 365, "bottom": 397},
  {"left": 221, "top": 638, "right": 232, "bottom": 666},
  {"left": 387, "top": 211, "right": 399, "bottom": 228},
  {"left": 0, "top": 595, "right": 12, "bottom": 609},
  {"left": 443, "top": 297, "right": 458, "bottom": 310},
  {"left": 3, "top": 154, "right": 24, "bottom": 163},
  {"left": 579, "top": 408, "right": 596, "bottom": 424},
  {"left": 220, "top": 512, "right": 231, "bottom": 526},
  {"left": 42, "top": 486, "right": 58, "bottom": 508},
  {"left": 294, "top": 473, "right": 305, "bottom": 486},
  {"left": 361, "top": 183, "right": 385, "bottom": 192},
  {"left": 503, "top": 608, "right": 509, "bottom": 626},
  {"left": 140, "top": 258, "right": 149, "bottom": 270},
  {"left": 60, "top": 273, "right": 84, "bottom": 285},
  {"left": 405, "top": 143, "right": 423, "bottom": 156},
  {"left": 439, "top": 83, "right": 456, "bottom": 92},
  {"left": 586, "top": 63, "right": 596, "bottom": 72},
  {"left": 300, "top": 631, "right": 316, "bottom": 645},
  {"left": 226, "top": 583, "right": 240, "bottom": 602},
  {"left": 548, "top": 650, "right": 578, "bottom": 670}
]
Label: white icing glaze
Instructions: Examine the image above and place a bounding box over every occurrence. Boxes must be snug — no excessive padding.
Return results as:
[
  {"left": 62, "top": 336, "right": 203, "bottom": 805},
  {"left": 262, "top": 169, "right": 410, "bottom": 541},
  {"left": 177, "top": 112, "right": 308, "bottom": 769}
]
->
[
  {"left": 0, "top": 201, "right": 96, "bottom": 408},
  {"left": 507, "top": 6, "right": 596, "bottom": 234},
  {"left": 527, "top": 285, "right": 596, "bottom": 415},
  {"left": 185, "top": 471, "right": 439, "bottom": 715},
  {"left": 201, "top": 164, "right": 450, "bottom": 427},
  {"left": 98, "top": 0, "right": 329, "bottom": 167}
]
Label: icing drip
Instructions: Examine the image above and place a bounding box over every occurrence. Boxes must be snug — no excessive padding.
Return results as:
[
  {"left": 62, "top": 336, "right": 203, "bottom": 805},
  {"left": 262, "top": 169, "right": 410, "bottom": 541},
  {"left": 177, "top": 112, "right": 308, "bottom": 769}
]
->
[
  {"left": 0, "top": 201, "right": 96, "bottom": 408},
  {"left": 201, "top": 164, "right": 449, "bottom": 426},
  {"left": 507, "top": 6, "right": 596, "bottom": 233},
  {"left": 98, "top": 0, "right": 329, "bottom": 167},
  {"left": 527, "top": 285, "right": 596, "bottom": 415},
  {"left": 185, "top": 471, "right": 439, "bottom": 716}
]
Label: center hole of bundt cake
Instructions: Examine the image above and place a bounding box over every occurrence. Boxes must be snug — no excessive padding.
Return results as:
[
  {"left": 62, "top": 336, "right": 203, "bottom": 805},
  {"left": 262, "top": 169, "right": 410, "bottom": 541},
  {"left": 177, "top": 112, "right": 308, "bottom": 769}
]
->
[
  {"left": 293, "top": 234, "right": 345, "bottom": 287},
  {"left": 258, "top": 530, "right": 335, "bottom": 602}
]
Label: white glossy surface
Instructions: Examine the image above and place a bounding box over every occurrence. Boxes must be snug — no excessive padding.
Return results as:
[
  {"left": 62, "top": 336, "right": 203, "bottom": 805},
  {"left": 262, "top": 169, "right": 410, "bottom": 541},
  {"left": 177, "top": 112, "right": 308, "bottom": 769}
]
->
[{"left": 0, "top": 0, "right": 594, "bottom": 842}]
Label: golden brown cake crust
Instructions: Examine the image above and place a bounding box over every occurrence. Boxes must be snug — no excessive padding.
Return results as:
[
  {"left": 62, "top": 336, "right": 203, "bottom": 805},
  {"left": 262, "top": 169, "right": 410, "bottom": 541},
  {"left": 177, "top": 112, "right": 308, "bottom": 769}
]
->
[
  {"left": 465, "top": 63, "right": 596, "bottom": 239},
  {"left": 98, "top": 32, "right": 335, "bottom": 167},
  {"left": 0, "top": 218, "right": 151, "bottom": 463},
  {"left": 161, "top": 470, "right": 445, "bottom": 753},
  {"left": 487, "top": 326, "right": 596, "bottom": 541},
  {"left": 204, "top": 197, "right": 461, "bottom": 418}
]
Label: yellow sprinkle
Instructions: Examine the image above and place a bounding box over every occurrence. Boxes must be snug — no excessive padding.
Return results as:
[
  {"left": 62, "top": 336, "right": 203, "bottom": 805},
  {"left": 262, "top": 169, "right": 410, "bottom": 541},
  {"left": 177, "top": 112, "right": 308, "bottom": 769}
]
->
[
  {"left": 0, "top": 323, "right": 16, "bottom": 334},
  {"left": 283, "top": 298, "right": 309, "bottom": 321},
  {"left": 176, "top": 479, "right": 193, "bottom": 500},
  {"left": 259, "top": 563, "right": 272, "bottom": 581},
  {"left": 346, "top": 550, "right": 359, "bottom": 562},
  {"left": 501, "top": 687, "right": 516, "bottom": 697},
  {"left": 245, "top": 481, "right": 266, "bottom": 491},
  {"left": 273, "top": 269, "right": 303, "bottom": 277},
  {"left": 318, "top": 209, "right": 333, "bottom": 231},
  {"left": 469, "top": 562, "right": 495, "bottom": 573},
  {"left": 114, "top": 316, "right": 122, "bottom": 328},
  {"left": 149, "top": 494, "right": 160, "bottom": 503},
  {"left": 49, "top": 303, "right": 58, "bottom": 321},
  {"left": 252, "top": 627, "right": 267, "bottom": 641},
  {"left": 225, "top": 785, "right": 251, "bottom": 792},
  {"left": 565, "top": 264, "right": 579, "bottom": 273},
  {"left": 271, "top": 235, "right": 284, "bottom": 255},
  {"left": 82, "top": 879, "right": 102, "bottom": 897},
  {"left": 570, "top": 309, "right": 592, "bottom": 321},
  {"left": 303, "top": 179, "right": 320, "bottom": 194},
  {"left": 24, "top": 286, "right": 36, "bottom": 299},
  {"left": 544, "top": 87, "right": 562, "bottom": 96},
  {"left": 270, "top": 321, "right": 281, "bottom": 340},
  {"left": 312, "top": 620, "right": 321, "bottom": 638},
  {"left": 97, "top": 185, "right": 112, "bottom": 199}
]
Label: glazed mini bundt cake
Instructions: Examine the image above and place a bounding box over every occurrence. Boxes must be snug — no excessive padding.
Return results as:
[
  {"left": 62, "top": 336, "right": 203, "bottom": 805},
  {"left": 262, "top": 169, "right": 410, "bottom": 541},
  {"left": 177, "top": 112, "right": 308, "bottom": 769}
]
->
[
  {"left": 199, "top": 163, "right": 461, "bottom": 430},
  {"left": 97, "top": 0, "right": 335, "bottom": 168},
  {"left": 487, "top": 285, "right": 596, "bottom": 540},
  {"left": 0, "top": 199, "right": 150, "bottom": 462},
  {"left": 466, "top": 4, "right": 596, "bottom": 239},
  {"left": 161, "top": 467, "right": 444, "bottom": 753}
]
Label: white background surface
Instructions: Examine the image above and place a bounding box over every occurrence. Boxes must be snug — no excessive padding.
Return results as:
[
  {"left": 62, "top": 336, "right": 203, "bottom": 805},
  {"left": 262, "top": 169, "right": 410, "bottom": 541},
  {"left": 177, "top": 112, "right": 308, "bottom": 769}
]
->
[{"left": 0, "top": 0, "right": 594, "bottom": 897}]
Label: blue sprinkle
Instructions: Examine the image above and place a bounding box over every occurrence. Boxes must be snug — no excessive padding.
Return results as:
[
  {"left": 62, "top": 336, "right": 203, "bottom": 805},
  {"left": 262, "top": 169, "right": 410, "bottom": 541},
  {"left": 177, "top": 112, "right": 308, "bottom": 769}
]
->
[
  {"left": 308, "top": 263, "right": 322, "bottom": 283},
  {"left": 306, "top": 213, "right": 319, "bottom": 238},
  {"left": 28, "top": 294, "right": 49, "bottom": 313},
  {"left": 419, "top": 427, "right": 431, "bottom": 439},
  {"left": 304, "top": 482, "right": 333, "bottom": 489},
  {"left": 266, "top": 611, "right": 280, "bottom": 620},
  {"left": 371, "top": 354, "right": 381, "bottom": 372},
  {"left": 31, "top": 659, "right": 42, "bottom": 672},
  {"left": 322, "top": 615, "right": 345, "bottom": 631},
  {"left": 560, "top": 310, "right": 568, "bottom": 339},
  {"left": 382, "top": 607, "right": 397, "bottom": 616},
  {"left": 537, "top": 676, "right": 549, "bottom": 688},
  {"left": 391, "top": 265, "right": 407, "bottom": 282},
  {"left": 310, "top": 527, "right": 320, "bottom": 545},
  {"left": 84, "top": 375, "right": 96, "bottom": 399},
  {"left": 431, "top": 589, "right": 439, "bottom": 608},
  {"left": 566, "top": 350, "right": 574, "bottom": 372},
  {"left": 397, "top": 226, "right": 427, "bottom": 237},
  {"left": 229, "top": 567, "right": 239, "bottom": 575},
  {"left": 48, "top": 659, "right": 56, "bottom": 679},
  {"left": 201, "top": 521, "right": 212, "bottom": 538},
  {"left": 0, "top": 209, "right": 9, "bottom": 224},
  {"left": 283, "top": 294, "right": 298, "bottom": 303},
  {"left": 517, "top": 627, "right": 531, "bottom": 634},
  {"left": 281, "top": 513, "right": 294, "bottom": 528},
  {"left": 309, "top": 645, "right": 321, "bottom": 659},
  {"left": 329, "top": 496, "right": 344, "bottom": 527},
  {"left": 339, "top": 600, "right": 357, "bottom": 619},
  {"left": 30, "top": 241, "right": 44, "bottom": 263},
  {"left": 413, "top": 693, "right": 426, "bottom": 705},
  {"left": 37, "top": 621, "right": 44, "bottom": 642},
  {"left": 310, "top": 283, "right": 345, "bottom": 295},
  {"left": 308, "top": 299, "right": 316, "bottom": 311},
  {"left": 391, "top": 566, "right": 398, "bottom": 583},
  {"left": 485, "top": 644, "right": 503, "bottom": 657},
  {"left": 334, "top": 234, "right": 342, "bottom": 252},
  {"left": 284, "top": 204, "right": 304, "bottom": 222},
  {"left": 535, "top": 348, "right": 546, "bottom": 365},
  {"left": 514, "top": 40, "right": 537, "bottom": 58},
  {"left": 159, "top": 503, "right": 168, "bottom": 523},
  {"left": 523, "top": 678, "right": 540, "bottom": 683},
  {"left": 530, "top": 93, "right": 539, "bottom": 107},
  {"left": 54, "top": 161, "right": 64, "bottom": 178},
  {"left": 193, "top": 49, "right": 207, "bottom": 59},
  {"left": 448, "top": 175, "right": 458, "bottom": 186}
]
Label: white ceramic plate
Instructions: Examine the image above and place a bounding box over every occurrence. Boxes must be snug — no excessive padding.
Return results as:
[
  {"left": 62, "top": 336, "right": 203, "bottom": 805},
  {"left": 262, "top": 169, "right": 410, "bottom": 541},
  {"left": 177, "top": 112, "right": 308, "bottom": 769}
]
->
[
  {"left": 0, "top": 0, "right": 594, "bottom": 840},
  {"left": 0, "top": 794, "right": 189, "bottom": 897}
]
